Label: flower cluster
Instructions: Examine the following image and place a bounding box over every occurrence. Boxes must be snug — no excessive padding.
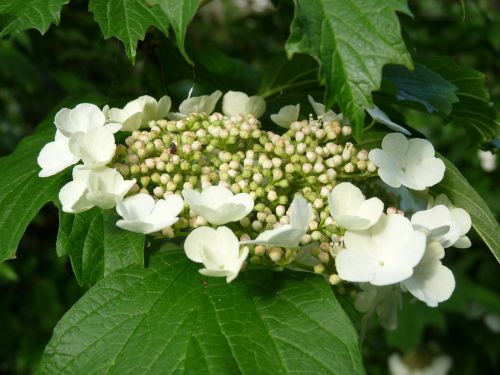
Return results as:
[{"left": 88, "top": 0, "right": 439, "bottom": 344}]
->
[{"left": 38, "top": 90, "right": 472, "bottom": 328}]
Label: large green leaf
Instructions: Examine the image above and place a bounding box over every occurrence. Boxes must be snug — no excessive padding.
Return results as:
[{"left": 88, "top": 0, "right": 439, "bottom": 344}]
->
[
  {"left": 434, "top": 156, "right": 500, "bottom": 263},
  {"left": 58, "top": 209, "right": 145, "bottom": 287},
  {"left": 88, "top": 0, "right": 169, "bottom": 62},
  {"left": 0, "top": 122, "right": 67, "bottom": 262},
  {"left": 0, "top": 0, "right": 69, "bottom": 37},
  {"left": 39, "top": 251, "right": 364, "bottom": 374},
  {"left": 286, "top": 0, "right": 412, "bottom": 138},
  {"left": 424, "top": 57, "right": 500, "bottom": 143},
  {"left": 157, "top": 0, "right": 202, "bottom": 62}
]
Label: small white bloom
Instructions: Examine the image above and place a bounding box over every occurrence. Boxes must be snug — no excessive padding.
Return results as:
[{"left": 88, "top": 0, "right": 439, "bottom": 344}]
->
[
  {"left": 116, "top": 193, "right": 183, "bottom": 234},
  {"left": 388, "top": 353, "right": 452, "bottom": 375},
  {"left": 182, "top": 186, "right": 254, "bottom": 225},
  {"left": 243, "top": 195, "right": 312, "bottom": 248},
  {"left": 222, "top": 91, "right": 266, "bottom": 118},
  {"left": 184, "top": 226, "right": 248, "bottom": 282},
  {"left": 428, "top": 194, "right": 472, "bottom": 248},
  {"left": 68, "top": 126, "right": 116, "bottom": 168},
  {"left": 105, "top": 95, "right": 171, "bottom": 131},
  {"left": 401, "top": 241, "right": 455, "bottom": 307},
  {"left": 308, "top": 95, "right": 344, "bottom": 123},
  {"left": 59, "top": 166, "right": 135, "bottom": 213},
  {"left": 169, "top": 90, "right": 222, "bottom": 119},
  {"left": 336, "top": 214, "right": 426, "bottom": 286},
  {"left": 270, "top": 104, "right": 300, "bottom": 128},
  {"left": 328, "top": 182, "right": 384, "bottom": 230},
  {"left": 478, "top": 150, "right": 497, "bottom": 172},
  {"left": 411, "top": 205, "right": 462, "bottom": 248},
  {"left": 37, "top": 130, "right": 79, "bottom": 177},
  {"left": 366, "top": 106, "right": 411, "bottom": 135},
  {"left": 55, "top": 103, "right": 120, "bottom": 137},
  {"left": 368, "top": 133, "right": 445, "bottom": 190},
  {"left": 355, "top": 283, "right": 401, "bottom": 330}
]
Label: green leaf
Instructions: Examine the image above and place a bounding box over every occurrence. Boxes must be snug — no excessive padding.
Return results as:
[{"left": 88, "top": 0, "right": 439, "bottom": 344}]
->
[
  {"left": 434, "top": 156, "right": 500, "bottom": 263},
  {"left": 382, "top": 63, "right": 459, "bottom": 116},
  {"left": 157, "top": 0, "right": 202, "bottom": 63},
  {"left": 0, "top": 0, "right": 69, "bottom": 37},
  {"left": 88, "top": 0, "right": 169, "bottom": 62},
  {"left": 423, "top": 57, "right": 500, "bottom": 143},
  {"left": 286, "top": 0, "right": 412, "bottom": 138},
  {"left": 58, "top": 209, "right": 145, "bottom": 287},
  {"left": 0, "top": 121, "right": 67, "bottom": 263},
  {"left": 39, "top": 251, "right": 364, "bottom": 374}
]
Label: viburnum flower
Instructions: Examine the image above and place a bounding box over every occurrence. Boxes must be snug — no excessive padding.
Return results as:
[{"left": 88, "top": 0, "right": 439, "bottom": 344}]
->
[
  {"left": 184, "top": 226, "right": 248, "bottom": 282},
  {"left": 55, "top": 103, "right": 121, "bottom": 137},
  {"left": 328, "top": 182, "right": 384, "bottom": 230},
  {"left": 270, "top": 104, "right": 300, "bottom": 128},
  {"left": 222, "top": 91, "right": 266, "bottom": 118},
  {"left": 368, "top": 133, "right": 445, "bottom": 190},
  {"left": 68, "top": 126, "right": 116, "bottom": 168},
  {"left": 388, "top": 353, "right": 452, "bottom": 375},
  {"left": 59, "top": 166, "right": 135, "bottom": 213},
  {"left": 182, "top": 186, "right": 254, "bottom": 225},
  {"left": 335, "top": 214, "right": 426, "bottom": 286},
  {"left": 428, "top": 194, "right": 472, "bottom": 248},
  {"left": 243, "top": 195, "right": 312, "bottom": 248},
  {"left": 116, "top": 193, "right": 183, "bottom": 234},
  {"left": 168, "top": 90, "right": 222, "bottom": 119},
  {"left": 37, "top": 130, "right": 79, "bottom": 177},
  {"left": 308, "top": 95, "right": 345, "bottom": 123},
  {"left": 104, "top": 95, "right": 171, "bottom": 131},
  {"left": 355, "top": 283, "right": 401, "bottom": 330},
  {"left": 401, "top": 240, "right": 455, "bottom": 307}
]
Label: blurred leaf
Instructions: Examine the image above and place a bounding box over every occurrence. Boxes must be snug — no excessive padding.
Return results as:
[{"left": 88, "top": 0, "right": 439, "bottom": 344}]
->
[
  {"left": 89, "top": 0, "right": 169, "bottom": 63},
  {"left": 0, "top": 262, "right": 18, "bottom": 282},
  {"left": 286, "top": 0, "right": 412, "bottom": 138},
  {"left": 382, "top": 63, "right": 459, "bottom": 116},
  {"left": 157, "top": 0, "right": 202, "bottom": 63},
  {"left": 424, "top": 57, "right": 500, "bottom": 143},
  {"left": 39, "top": 251, "right": 364, "bottom": 374},
  {"left": 0, "top": 41, "right": 42, "bottom": 91},
  {"left": 0, "top": 0, "right": 69, "bottom": 37},
  {"left": 0, "top": 119, "right": 67, "bottom": 263},
  {"left": 434, "top": 156, "right": 500, "bottom": 263}
]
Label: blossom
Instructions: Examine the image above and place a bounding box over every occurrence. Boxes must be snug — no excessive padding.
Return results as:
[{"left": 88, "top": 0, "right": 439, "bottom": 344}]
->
[
  {"left": 222, "top": 91, "right": 266, "bottom": 118},
  {"left": 308, "top": 95, "right": 344, "bottom": 123},
  {"left": 368, "top": 133, "right": 445, "bottom": 190},
  {"left": 270, "top": 104, "right": 300, "bottom": 128},
  {"left": 411, "top": 205, "right": 464, "bottom": 248},
  {"left": 355, "top": 283, "right": 401, "bottom": 330},
  {"left": 37, "top": 130, "right": 79, "bottom": 177},
  {"left": 335, "top": 214, "right": 426, "bottom": 286},
  {"left": 328, "top": 182, "right": 384, "bottom": 230},
  {"left": 184, "top": 226, "right": 248, "bottom": 282},
  {"left": 68, "top": 126, "right": 116, "bottom": 168},
  {"left": 55, "top": 103, "right": 121, "bottom": 137},
  {"left": 366, "top": 106, "right": 411, "bottom": 135},
  {"left": 104, "top": 95, "right": 171, "bottom": 131},
  {"left": 169, "top": 90, "right": 222, "bottom": 119},
  {"left": 243, "top": 195, "right": 312, "bottom": 248},
  {"left": 182, "top": 186, "right": 254, "bottom": 225},
  {"left": 401, "top": 241, "right": 455, "bottom": 307},
  {"left": 59, "top": 166, "right": 135, "bottom": 213},
  {"left": 116, "top": 193, "right": 183, "bottom": 234},
  {"left": 388, "top": 353, "right": 452, "bottom": 375},
  {"left": 478, "top": 150, "right": 497, "bottom": 172},
  {"left": 428, "top": 194, "right": 471, "bottom": 248}
]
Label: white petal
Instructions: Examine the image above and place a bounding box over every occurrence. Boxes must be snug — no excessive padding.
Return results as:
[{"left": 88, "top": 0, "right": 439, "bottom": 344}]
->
[
  {"left": 307, "top": 95, "right": 326, "bottom": 116},
  {"left": 38, "top": 131, "right": 79, "bottom": 177},
  {"left": 54, "top": 108, "right": 72, "bottom": 136},
  {"left": 329, "top": 182, "right": 365, "bottom": 218},
  {"left": 451, "top": 207, "right": 472, "bottom": 236},
  {"left": 289, "top": 195, "right": 312, "bottom": 229},
  {"left": 66, "top": 103, "right": 105, "bottom": 135},
  {"left": 86, "top": 168, "right": 135, "bottom": 209},
  {"left": 406, "top": 157, "right": 445, "bottom": 189},
  {"left": 184, "top": 226, "right": 214, "bottom": 263},
  {"left": 356, "top": 197, "right": 384, "bottom": 228},
  {"left": 366, "top": 106, "right": 411, "bottom": 135},
  {"left": 250, "top": 225, "right": 306, "bottom": 248},
  {"left": 148, "top": 194, "right": 184, "bottom": 230},
  {"left": 406, "top": 137, "right": 436, "bottom": 162},
  {"left": 223, "top": 91, "right": 266, "bottom": 117},
  {"left": 58, "top": 180, "right": 93, "bottom": 213},
  {"left": 116, "top": 193, "right": 156, "bottom": 222},
  {"left": 156, "top": 95, "right": 172, "bottom": 119},
  {"left": 270, "top": 104, "right": 300, "bottom": 128},
  {"left": 335, "top": 246, "right": 378, "bottom": 282},
  {"left": 382, "top": 133, "right": 408, "bottom": 161},
  {"left": 179, "top": 90, "right": 222, "bottom": 115},
  {"left": 411, "top": 205, "right": 452, "bottom": 238},
  {"left": 454, "top": 235, "right": 471, "bottom": 248},
  {"left": 116, "top": 220, "right": 155, "bottom": 234},
  {"left": 69, "top": 127, "right": 116, "bottom": 168}
]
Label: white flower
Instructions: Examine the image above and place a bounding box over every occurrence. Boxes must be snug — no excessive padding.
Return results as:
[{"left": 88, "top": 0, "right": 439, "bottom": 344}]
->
[
  {"left": 184, "top": 226, "right": 248, "bottom": 282},
  {"left": 366, "top": 106, "right": 411, "bottom": 135},
  {"left": 54, "top": 103, "right": 121, "bottom": 137},
  {"left": 37, "top": 130, "right": 79, "bottom": 177},
  {"left": 388, "top": 353, "right": 452, "bottom": 375},
  {"left": 182, "top": 186, "right": 254, "bottom": 225},
  {"left": 428, "top": 194, "right": 471, "bottom": 248},
  {"left": 411, "top": 205, "right": 461, "bottom": 248},
  {"left": 68, "top": 126, "right": 116, "bottom": 168},
  {"left": 270, "top": 104, "right": 300, "bottom": 128},
  {"left": 335, "top": 214, "right": 426, "bottom": 286},
  {"left": 478, "top": 150, "right": 497, "bottom": 172},
  {"left": 308, "top": 95, "right": 345, "bottom": 123},
  {"left": 116, "top": 193, "right": 183, "bottom": 234},
  {"left": 355, "top": 283, "right": 401, "bottom": 330},
  {"left": 168, "top": 90, "right": 222, "bottom": 119},
  {"left": 243, "top": 195, "right": 312, "bottom": 248},
  {"left": 59, "top": 166, "right": 135, "bottom": 213},
  {"left": 328, "top": 182, "right": 384, "bottom": 230},
  {"left": 368, "top": 133, "right": 445, "bottom": 190},
  {"left": 401, "top": 240, "right": 455, "bottom": 307},
  {"left": 104, "top": 95, "right": 171, "bottom": 131},
  {"left": 222, "top": 91, "right": 266, "bottom": 118}
]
